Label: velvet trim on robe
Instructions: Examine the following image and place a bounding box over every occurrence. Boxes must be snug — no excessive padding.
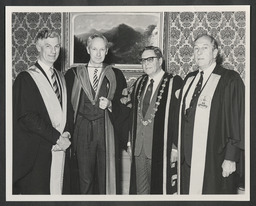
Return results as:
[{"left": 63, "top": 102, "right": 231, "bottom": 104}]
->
[
  {"left": 68, "top": 64, "right": 117, "bottom": 194},
  {"left": 129, "top": 73, "right": 183, "bottom": 194}
]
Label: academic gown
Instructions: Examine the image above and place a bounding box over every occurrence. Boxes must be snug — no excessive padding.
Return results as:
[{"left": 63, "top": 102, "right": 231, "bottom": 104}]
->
[
  {"left": 65, "top": 64, "right": 129, "bottom": 194},
  {"left": 178, "top": 64, "right": 245, "bottom": 194},
  {"left": 13, "top": 64, "right": 73, "bottom": 194},
  {"left": 129, "top": 73, "right": 183, "bottom": 194}
]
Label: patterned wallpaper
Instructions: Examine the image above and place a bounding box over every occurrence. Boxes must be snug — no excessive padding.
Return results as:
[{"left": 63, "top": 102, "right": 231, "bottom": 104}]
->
[
  {"left": 12, "top": 11, "right": 246, "bottom": 82},
  {"left": 12, "top": 12, "right": 62, "bottom": 81},
  {"left": 165, "top": 11, "right": 246, "bottom": 81}
]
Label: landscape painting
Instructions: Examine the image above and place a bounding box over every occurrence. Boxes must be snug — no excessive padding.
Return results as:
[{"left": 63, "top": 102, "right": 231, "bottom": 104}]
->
[{"left": 70, "top": 12, "right": 163, "bottom": 66}]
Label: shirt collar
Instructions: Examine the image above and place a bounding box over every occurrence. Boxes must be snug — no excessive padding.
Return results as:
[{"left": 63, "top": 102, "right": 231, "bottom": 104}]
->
[
  {"left": 38, "top": 59, "right": 53, "bottom": 73},
  {"left": 199, "top": 62, "right": 216, "bottom": 77},
  {"left": 148, "top": 69, "right": 165, "bottom": 83},
  {"left": 88, "top": 62, "right": 103, "bottom": 70}
]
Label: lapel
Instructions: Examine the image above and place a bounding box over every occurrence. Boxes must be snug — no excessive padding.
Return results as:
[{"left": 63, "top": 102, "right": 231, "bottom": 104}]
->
[{"left": 143, "top": 72, "right": 169, "bottom": 119}]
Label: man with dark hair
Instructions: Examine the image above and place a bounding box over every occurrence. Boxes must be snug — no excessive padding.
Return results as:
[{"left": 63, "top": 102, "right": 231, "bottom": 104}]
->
[
  {"left": 65, "top": 33, "right": 128, "bottom": 194},
  {"left": 177, "top": 34, "right": 245, "bottom": 194},
  {"left": 13, "top": 29, "right": 72, "bottom": 194},
  {"left": 122, "top": 46, "right": 183, "bottom": 194}
]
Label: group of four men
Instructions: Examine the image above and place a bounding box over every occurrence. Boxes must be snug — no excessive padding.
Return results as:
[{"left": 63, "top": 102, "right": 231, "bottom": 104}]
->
[{"left": 13, "top": 29, "right": 244, "bottom": 195}]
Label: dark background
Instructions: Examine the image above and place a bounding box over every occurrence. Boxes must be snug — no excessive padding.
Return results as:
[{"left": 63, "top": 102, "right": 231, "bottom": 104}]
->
[{"left": 1, "top": 0, "right": 255, "bottom": 206}]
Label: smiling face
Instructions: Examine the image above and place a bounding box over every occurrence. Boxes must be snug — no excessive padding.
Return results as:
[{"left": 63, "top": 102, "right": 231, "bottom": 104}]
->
[
  {"left": 36, "top": 37, "right": 60, "bottom": 67},
  {"left": 141, "top": 49, "right": 162, "bottom": 78},
  {"left": 194, "top": 36, "right": 218, "bottom": 70},
  {"left": 86, "top": 37, "right": 108, "bottom": 67}
]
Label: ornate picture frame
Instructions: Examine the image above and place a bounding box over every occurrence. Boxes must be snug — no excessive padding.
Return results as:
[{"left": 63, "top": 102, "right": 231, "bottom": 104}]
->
[{"left": 63, "top": 12, "right": 164, "bottom": 75}]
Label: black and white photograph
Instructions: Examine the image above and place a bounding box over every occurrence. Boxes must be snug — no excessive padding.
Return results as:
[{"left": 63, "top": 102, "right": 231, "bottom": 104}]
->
[{"left": 1, "top": 1, "right": 256, "bottom": 206}]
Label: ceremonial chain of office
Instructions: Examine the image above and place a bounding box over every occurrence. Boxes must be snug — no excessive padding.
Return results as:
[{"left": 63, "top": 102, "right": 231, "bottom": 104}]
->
[{"left": 137, "top": 77, "right": 168, "bottom": 126}]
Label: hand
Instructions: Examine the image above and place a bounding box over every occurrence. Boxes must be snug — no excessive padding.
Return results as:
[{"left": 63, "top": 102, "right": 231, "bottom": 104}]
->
[
  {"left": 62, "top": 131, "right": 71, "bottom": 139},
  {"left": 56, "top": 132, "right": 71, "bottom": 151},
  {"left": 222, "top": 160, "right": 236, "bottom": 177},
  {"left": 99, "top": 97, "right": 111, "bottom": 110},
  {"left": 122, "top": 88, "right": 129, "bottom": 96},
  {"left": 170, "top": 149, "right": 178, "bottom": 163},
  {"left": 120, "top": 88, "right": 132, "bottom": 108}
]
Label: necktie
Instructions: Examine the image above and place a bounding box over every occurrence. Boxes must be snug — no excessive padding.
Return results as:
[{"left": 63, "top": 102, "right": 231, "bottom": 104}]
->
[
  {"left": 189, "top": 71, "right": 204, "bottom": 108},
  {"left": 50, "top": 67, "right": 62, "bottom": 105},
  {"left": 93, "top": 68, "right": 98, "bottom": 91},
  {"left": 142, "top": 79, "right": 154, "bottom": 117}
]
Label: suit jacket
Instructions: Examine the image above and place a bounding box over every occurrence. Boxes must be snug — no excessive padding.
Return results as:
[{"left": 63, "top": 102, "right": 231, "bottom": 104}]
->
[
  {"left": 13, "top": 63, "right": 73, "bottom": 194},
  {"left": 129, "top": 73, "right": 183, "bottom": 194}
]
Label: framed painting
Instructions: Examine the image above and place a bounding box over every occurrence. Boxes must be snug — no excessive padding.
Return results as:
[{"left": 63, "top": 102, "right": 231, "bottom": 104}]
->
[{"left": 63, "top": 12, "right": 164, "bottom": 74}]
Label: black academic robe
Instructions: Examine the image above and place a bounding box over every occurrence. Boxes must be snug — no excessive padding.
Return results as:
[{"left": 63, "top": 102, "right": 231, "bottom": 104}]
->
[
  {"left": 178, "top": 64, "right": 245, "bottom": 194},
  {"left": 13, "top": 64, "right": 73, "bottom": 194},
  {"left": 129, "top": 73, "right": 183, "bottom": 194},
  {"left": 65, "top": 63, "right": 129, "bottom": 194}
]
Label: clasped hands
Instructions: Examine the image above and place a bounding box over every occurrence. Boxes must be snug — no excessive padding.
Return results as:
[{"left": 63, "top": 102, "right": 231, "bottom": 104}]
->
[
  {"left": 120, "top": 88, "right": 132, "bottom": 108},
  {"left": 53, "top": 131, "right": 71, "bottom": 151}
]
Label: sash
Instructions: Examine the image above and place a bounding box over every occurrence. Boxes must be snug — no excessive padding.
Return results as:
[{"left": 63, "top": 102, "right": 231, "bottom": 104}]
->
[
  {"left": 27, "top": 66, "right": 67, "bottom": 195},
  {"left": 189, "top": 73, "right": 220, "bottom": 194},
  {"left": 105, "top": 111, "right": 116, "bottom": 194},
  {"left": 162, "top": 78, "right": 173, "bottom": 194},
  {"left": 130, "top": 76, "right": 144, "bottom": 155}
]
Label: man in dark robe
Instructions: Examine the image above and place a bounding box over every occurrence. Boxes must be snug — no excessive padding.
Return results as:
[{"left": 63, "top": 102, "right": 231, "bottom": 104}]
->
[
  {"left": 122, "top": 46, "right": 183, "bottom": 194},
  {"left": 13, "top": 29, "right": 73, "bottom": 194},
  {"left": 177, "top": 34, "right": 245, "bottom": 194},
  {"left": 65, "top": 33, "right": 128, "bottom": 194}
]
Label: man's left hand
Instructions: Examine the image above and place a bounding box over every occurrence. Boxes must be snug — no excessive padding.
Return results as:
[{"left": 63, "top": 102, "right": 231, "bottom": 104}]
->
[
  {"left": 222, "top": 160, "right": 236, "bottom": 177},
  {"left": 99, "top": 97, "right": 111, "bottom": 110},
  {"left": 171, "top": 149, "right": 178, "bottom": 163}
]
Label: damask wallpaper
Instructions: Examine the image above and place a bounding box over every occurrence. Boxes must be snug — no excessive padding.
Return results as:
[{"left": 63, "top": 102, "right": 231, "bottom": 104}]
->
[
  {"left": 12, "top": 12, "right": 62, "bottom": 81},
  {"left": 12, "top": 11, "right": 246, "bottom": 82},
  {"left": 165, "top": 11, "right": 246, "bottom": 81}
]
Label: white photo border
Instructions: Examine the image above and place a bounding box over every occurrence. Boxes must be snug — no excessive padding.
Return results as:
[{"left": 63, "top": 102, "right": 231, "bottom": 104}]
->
[{"left": 6, "top": 5, "right": 250, "bottom": 202}]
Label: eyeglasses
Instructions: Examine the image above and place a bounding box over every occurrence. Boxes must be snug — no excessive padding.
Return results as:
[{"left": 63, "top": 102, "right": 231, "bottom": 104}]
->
[{"left": 140, "top": 56, "right": 158, "bottom": 64}]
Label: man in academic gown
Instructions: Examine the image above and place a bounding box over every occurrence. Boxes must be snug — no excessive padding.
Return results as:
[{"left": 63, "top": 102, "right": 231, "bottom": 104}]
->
[
  {"left": 65, "top": 33, "right": 128, "bottom": 194},
  {"left": 176, "top": 34, "right": 245, "bottom": 194},
  {"left": 122, "top": 46, "right": 183, "bottom": 194},
  {"left": 13, "top": 29, "right": 73, "bottom": 194}
]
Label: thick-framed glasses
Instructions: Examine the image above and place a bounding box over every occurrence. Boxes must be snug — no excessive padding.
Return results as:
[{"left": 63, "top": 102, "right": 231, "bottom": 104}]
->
[{"left": 140, "top": 56, "right": 158, "bottom": 64}]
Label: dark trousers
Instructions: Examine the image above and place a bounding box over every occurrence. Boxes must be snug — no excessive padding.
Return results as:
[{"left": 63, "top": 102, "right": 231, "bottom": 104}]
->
[
  {"left": 135, "top": 146, "right": 152, "bottom": 194},
  {"left": 76, "top": 117, "right": 106, "bottom": 194},
  {"left": 181, "top": 161, "right": 190, "bottom": 194}
]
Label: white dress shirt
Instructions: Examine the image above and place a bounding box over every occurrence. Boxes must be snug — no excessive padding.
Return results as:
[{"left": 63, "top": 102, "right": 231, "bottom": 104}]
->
[
  {"left": 38, "top": 60, "right": 55, "bottom": 86},
  {"left": 87, "top": 62, "right": 103, "bottom": 87},
  {"left": 143, "top": 69, "right": 165, "bottom": 102},
  {"left": 185, "top": 62, "right": 216, "bottom": 110}
]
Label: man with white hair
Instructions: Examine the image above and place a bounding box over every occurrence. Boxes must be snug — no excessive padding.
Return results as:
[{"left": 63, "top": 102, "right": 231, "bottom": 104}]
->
[{"left": 177, "top": 34, "right": 245, "bottom": 194}]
